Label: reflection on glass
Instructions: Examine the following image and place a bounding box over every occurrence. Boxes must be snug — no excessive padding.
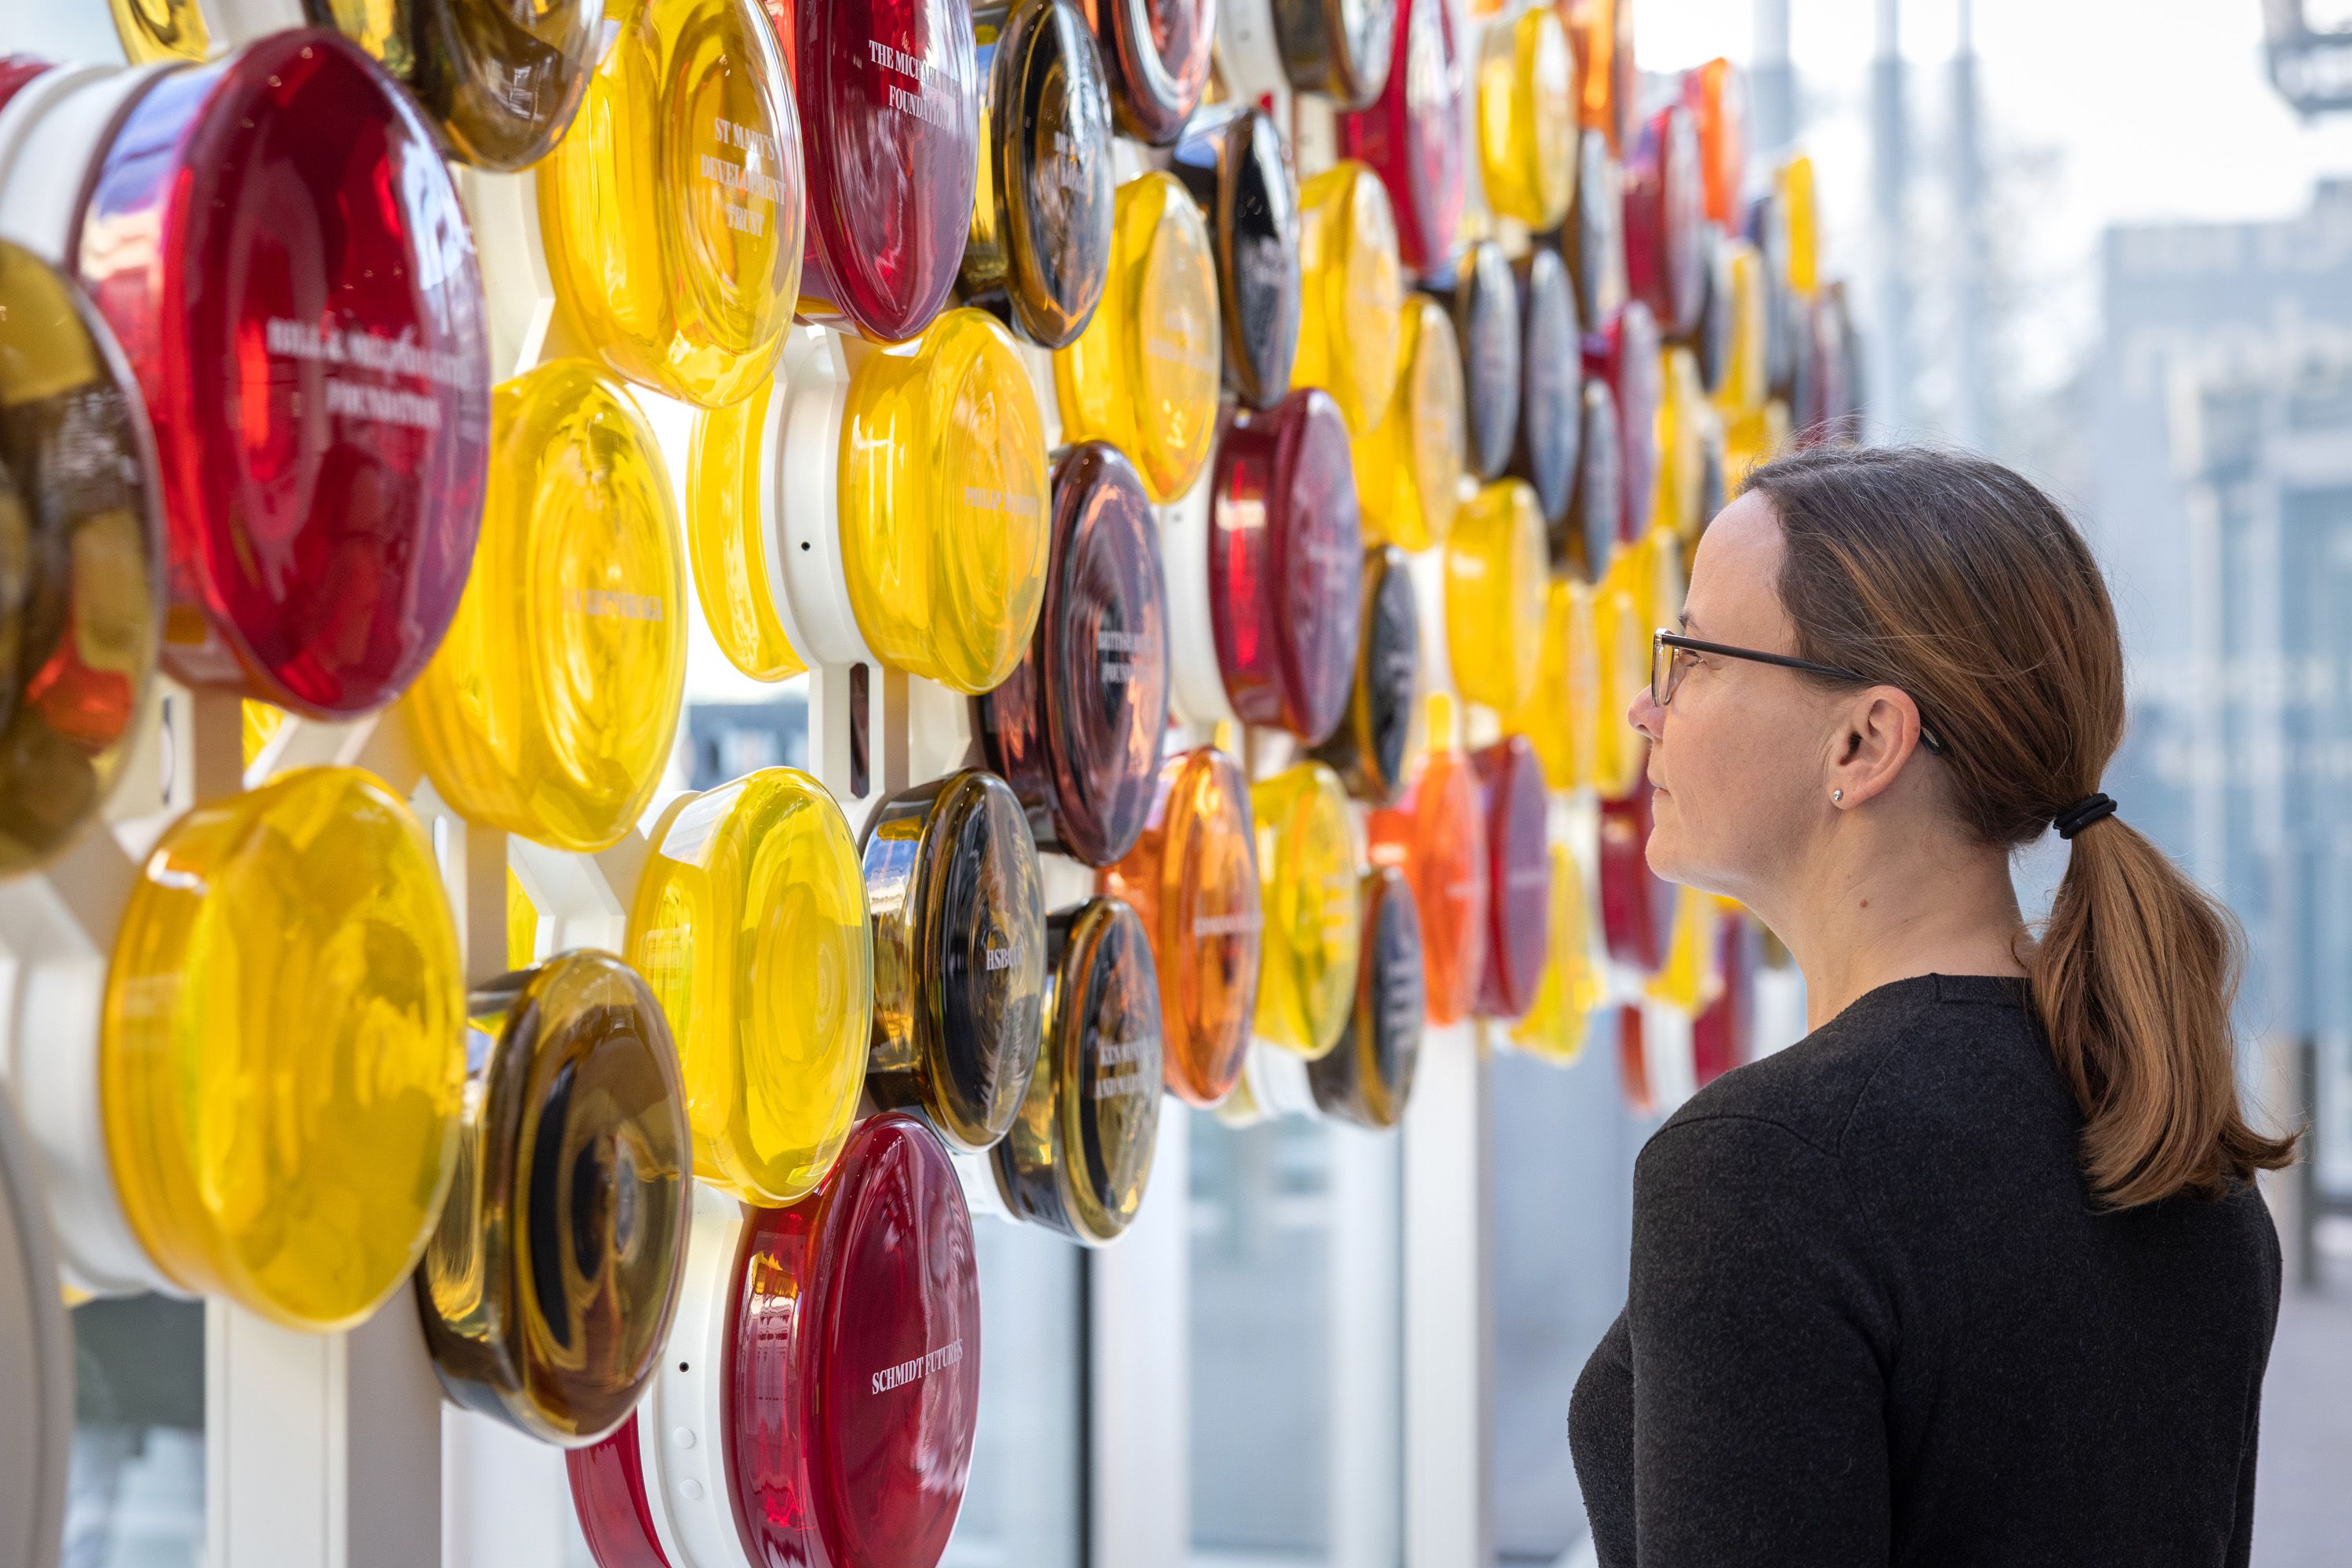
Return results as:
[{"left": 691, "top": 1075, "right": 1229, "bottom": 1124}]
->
[
  {"left": 73, "top": 31, "right": 491, "bottom": 717},
  {"left": 1170, "top": 108, "right": 1302, "bottom": 410},
  {"left": 405, "top": 360, "right": 687, "bottom": 853},
  {"left": 1308, "top": 546, "right": 1421, "bottom": 807},
  {"left": 1337, "top": 0, "right": 1461, "bottom": 270},
  {"left": 1355, "top": 296, "right": 1466, "bottom": 552},
  {"left": 964, "top": 0, "right": 1116, "bottom": 348},
  {"left": 978, "top": 443, "right": 1171, "bottom": 867},
  {"left": 630, "top": 768, "right": 873, "bottom": 1206},
  {"left": 864, "top": 771, "right": 1049, "bottom": 1150},
  {"left": 1292, "top": 162, "right": 1406, "bottom": 440},
  {"left": 416, "top": 952, "right": 692, "bottom": 1446},
  {"left": 941, "top": 1217, "right": 1083, "bottom": 1568},
  {"left": 539, "top": 0, "right": 804, "bottom": 406},
  {"left": 101, "top": 767, "right": 465, "bottom": 1332},
  {"left": 0, "top": 241, "right": 161, "bottom": 874},
  {"left": 1510, "top": 249, "right": 1583, "bottom": 528},
  {"left": 1250, "top": 762, "right": 1362, "bottom": 1059},
  {"left": 1439, "top": 240, "right": 1522, "bottom": 485},
  {"left": 67, "top": 1296, "right": 203, "bottom": 1568},
  {"left": 1446, "top": 478, "right": 1548, "bottom": 715}
]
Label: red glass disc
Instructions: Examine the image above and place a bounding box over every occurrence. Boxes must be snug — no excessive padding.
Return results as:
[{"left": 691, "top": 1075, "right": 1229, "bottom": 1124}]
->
[
  {"left": 1336, "top": 0, "right": 1462, "bottom": 274},
  {"left": 1602, "top": 301, "right": 1661, "bottom": 544},
  {"left": 566, "top": 1414, "right": 673, "bottom": 1568},
  {"left": 0, "top": 57, "right": 49, "bottom": 110},
  {"left": 1472, "top": 735, "right": 1549, "bottom": 1020},
  {"left": 1598, "top": 768, "right": 1672, "bottom": 970},
  {"left": 1623, "top": 104, "right": 1704, "bottom": 342},
  {"left": 978, "top": 441, "right": 1170, "bottom": 867},
  {"left": 74, "top": 31, "right": 490, "bottom": 717},
  {"left": 1080, "top": 0, "right": 1214, "bottom": 143},
  {"left": 1691, "top": 909, "right": 1753, "bottom": 1088},
  {"left": 1207, "top": 388, "right": 1363, "bottom": 745},
  {"left": 728, "top": 1112, "right": 981, "bottom": 1568},
  {"left": 775, "top": 0, "right": 982, "bottom": 342}
]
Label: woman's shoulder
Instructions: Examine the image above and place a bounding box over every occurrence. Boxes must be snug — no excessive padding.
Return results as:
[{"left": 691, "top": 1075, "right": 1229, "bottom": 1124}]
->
[{"left": 1647, "top": 972, "right": 2063, "bottom": 1180}]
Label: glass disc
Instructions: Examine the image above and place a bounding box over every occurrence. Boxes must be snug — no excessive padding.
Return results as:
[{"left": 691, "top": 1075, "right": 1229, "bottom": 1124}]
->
[
  {"left": 405, "top": 360, "right": 687, "bottom": 853},
  {"left": 863, "top": 771, "right": 1047, "bottom": 1150},
  {"left": 1249, "top": 762, "right": 1361, "bottom": 1059},
  {"left": 1599, "top": 774, "right": 1672, "bottom": 970},
  {"left": 977, "top": 442, "right": 1171, "bottom": 867},
  {"left": 963, "top": 0, "right": 1116, "bottom": 349},
  {"left": 1356, "top": 294, "right": 1465, "bottom": 551},
  {"left": 685, "top": 375, "right": 805, "bottom": 682},
  {"left": 993, "top": 898, "right": 1164, "bottom": 1243},
  {"left": 1624, "top": 104, "right": 1704, "bottom": 340},
  {"left": 840, "top": 308, "right": 1050, "bottom": 694},
  {"left": 1099, "top": 746, "right": 1263, "bottom": 1109},
  {"left": 630, "top": 768, "right": 873, "bottom": 1207},
  {"left": 1367, "top": 740, "right": 1485, "bottom": 1025},
  {"left": 1443, "top": 240, "right": 1521, "bottom": 483},
  {"left": 1208, "top": 388, "right": 1365, "bottom": 745},
  {"left": 1052, "top": 173, "right": 1222, "bottom": 503},
  {"left": 1474, "top": 4, "right": 1574, "bottom": 230},
  {"left": 1169, "top": 107, "right": 1301, "bottom": 410},
  {"left": 1507, "top": 575, "right": 1599, "bottom": 793},
  {"left": 1561, "top": 375, "right": 1622, "bottom": 579},
  {"left": 1563, "top": 128, "right": 1627, "bottom": 326},
  {"left": 1508, "top": 840, "right": 1601, "bottom": 1063},
  {"left": 1604, "top": 300, "right": 1663, "bottom": 544},
  {"left": 539, "top": 0, "right": 804, "bottom": 405},
  {"left": 1307, "top": 544, "right": 1419, "bottom": 806},
  {"left": 1307, "top": 865, "right": 1423, "bottom": 1129},
  {"left": 1336, "top": 0, "right": 1459, "bottom": 266},
  {"left": 0, "top": 241, "right": 162, "bottom": 874},
  {"left": 778, "top": 0, "right": 980, "bottom": 342},
  {"left": 416, "top": 952, "right": 692, "bottom": 1446},
  {"left": 1291, "top": 162, "right": 1404, "bottom": 438},
  {"left": 1472, "top": 735, "right": 1550, "bottom": 1020},
  {"left": 1080, "top": 0, "right": 1214, "bottom": 143},
  {"left": 1270, "top": 0, "right": 1395, "bottom": 108},
  {"left": 74, "top": 31, "right": 491, "bottom": 717},
  {"left": 1445, "top": 478, "right": 1547, "bottom": 715},
  {"left": 728, "top": 1112, "right": 982, "bottom": 1567},
  {"left": 101, "top": 766, "right": 464, "bottom": 1330},
  {"left": 1508, "top": 247, "right": 1581, "bottom": 526}
]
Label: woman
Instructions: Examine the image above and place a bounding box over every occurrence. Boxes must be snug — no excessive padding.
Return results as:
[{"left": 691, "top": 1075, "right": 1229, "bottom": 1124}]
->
[{"left": 1567, "top": 446, "right": 2294, "bottom": 1566}]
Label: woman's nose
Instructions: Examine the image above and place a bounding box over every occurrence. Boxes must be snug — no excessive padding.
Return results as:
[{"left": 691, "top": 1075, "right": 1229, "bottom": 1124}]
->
[{"left": 1629, "top": 686, "right": 1664, "bottom": 744}]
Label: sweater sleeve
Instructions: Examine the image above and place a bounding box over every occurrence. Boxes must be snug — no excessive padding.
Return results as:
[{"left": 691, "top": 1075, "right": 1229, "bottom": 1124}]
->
[{"left": 1627, "top": 1113, "right": 1896, "bottom": 1567}]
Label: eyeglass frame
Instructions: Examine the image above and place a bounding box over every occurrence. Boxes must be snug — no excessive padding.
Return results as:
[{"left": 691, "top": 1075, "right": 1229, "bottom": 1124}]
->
[{"left": 1650, "top": 630, "right": 1950, "bottom": 756}]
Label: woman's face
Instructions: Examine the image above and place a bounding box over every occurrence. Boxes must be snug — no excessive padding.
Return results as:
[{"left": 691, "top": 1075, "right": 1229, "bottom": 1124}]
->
[{"left": 1629, "top": 492, "right": 1836, "bottom": 904}]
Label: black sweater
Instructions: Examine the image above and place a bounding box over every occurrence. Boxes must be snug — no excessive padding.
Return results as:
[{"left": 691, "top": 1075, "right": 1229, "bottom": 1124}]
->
[{"left": 1568, "top": 974, "right": 2281, "bottom": 1568}]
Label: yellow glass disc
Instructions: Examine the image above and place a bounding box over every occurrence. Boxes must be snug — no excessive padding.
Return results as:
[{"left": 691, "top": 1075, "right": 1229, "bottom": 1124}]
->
[
  {"left": 1250, "top": 762, "right": 1362, "bottom": 1060},
  {"left": 1508, "top": 575, "right": 1599, "bottom": 792},
  {"left": 538, "top": 0, "right": 804, "bottom": 408},
  {"left": 109, "top": 0, "right": 211, "bottom": 60},
  {"left": 686, "top": 377, "right": 806, "bottom": 682},
  {"left": 1292, "top": 162, "right": 1405, "bottom": 437},
  {"left": 1476, "top": 5, "right": 1577, "bottom": 230},
  {"left": 1653, "top": 346, "right": 1708, "bottom": 543},
  {"left": 1356, "top": 296, "right": 1467, "bottom": 552},
  {"left": 630, "top": 768, "right": 873, "bottom": 1207},
  {"left": 1445, "top": 479, "right": 1548, "bottom": 715},
  {"left": 1509, "top": 841, "right": 1601, "bottom": 1063},
  {"left": 507, "top": 870, "right": 539, "bottom": 970},
  {"left": 1780, "top": 154, "right": 1820, "bottom": 297},
  {"left": 240, "top": 702, "right": 282, "bottom": 767},
  {"left": 101, "top": 766, "right": 464, "bottom": 1330},
  {"left": 1712, "top": 240, "right": 1767, "bottom": 421},
  {"left": 1053, "top": 172, "right": 1221, "bottom": 503},
  {"left": 1646, "top": 884, "right": 1725, "bottom": 1014},
  {"left": 1588, "top": 545, "right": 1650, "bottom": 799},
  {"left": 407, "top": 359, "right": 687, "bottom": 852},
  {"left": 840, "top": 308, "right": 1050, "bottom": 693}
]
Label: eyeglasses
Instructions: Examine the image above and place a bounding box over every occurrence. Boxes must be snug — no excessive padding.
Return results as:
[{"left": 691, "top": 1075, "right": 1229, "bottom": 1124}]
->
[{"left": 1650, "top": 630, "right": 1950, "bottom": 755}]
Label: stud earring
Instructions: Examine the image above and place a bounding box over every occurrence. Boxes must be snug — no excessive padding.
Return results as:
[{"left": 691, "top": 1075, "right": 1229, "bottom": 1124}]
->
[{"left": 1831, "top": 789, "right": 1844, "bottom": 803}]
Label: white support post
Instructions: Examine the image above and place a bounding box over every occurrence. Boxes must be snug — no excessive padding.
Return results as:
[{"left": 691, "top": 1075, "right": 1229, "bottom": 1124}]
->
[
  {"left": 1329, "top": 1122, "right": 1404, "bottom": 1568},
  {"left": 1403, "top": 1019, "right": 1491, "bottom": 1568},
  {"left": 1089, "top": 1101, "right": 1190, "bottom": 1568}
]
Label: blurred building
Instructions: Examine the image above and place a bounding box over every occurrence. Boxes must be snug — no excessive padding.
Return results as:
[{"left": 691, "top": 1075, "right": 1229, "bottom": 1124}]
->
[{"left": 2096, "top": 178, "right": 2352, "bottom": 1199}]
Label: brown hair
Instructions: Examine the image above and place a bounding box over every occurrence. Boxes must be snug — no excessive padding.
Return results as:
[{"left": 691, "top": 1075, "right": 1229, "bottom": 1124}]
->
[{"left": 1741, "top": 445, "right": 2296, "bottom": 1207}]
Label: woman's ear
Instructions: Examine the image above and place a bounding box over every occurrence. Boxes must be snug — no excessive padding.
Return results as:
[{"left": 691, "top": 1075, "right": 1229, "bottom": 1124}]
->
[{"left": 1825, "top": 687, "right": 1931, "bottom": 808}]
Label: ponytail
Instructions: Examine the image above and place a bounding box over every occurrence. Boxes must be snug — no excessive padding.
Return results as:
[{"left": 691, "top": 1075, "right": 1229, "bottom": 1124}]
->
[
  {"left": 1744, "top": 446, "right": 2298, "bottom": 1208},
  {"left": 2034, "top": 817, "right": 2294, "bottom": 1207}
]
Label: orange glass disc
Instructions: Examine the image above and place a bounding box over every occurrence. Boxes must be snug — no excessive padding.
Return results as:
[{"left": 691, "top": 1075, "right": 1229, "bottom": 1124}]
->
[
  {"left": 1100, "top": 746, "right": 1263, "bottom": 1108},
  {"left": 1367, "top": 736, "right": 1487, "bottom": 1026}
]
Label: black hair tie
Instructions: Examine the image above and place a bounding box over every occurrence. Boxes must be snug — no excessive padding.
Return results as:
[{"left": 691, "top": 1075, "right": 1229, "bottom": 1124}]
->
[{"left": 2053, "top": 793, "right": 2118, "bottom": 840}]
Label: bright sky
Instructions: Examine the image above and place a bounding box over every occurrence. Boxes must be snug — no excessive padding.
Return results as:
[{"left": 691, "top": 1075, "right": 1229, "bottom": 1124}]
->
[{"left": 1638, "top": 0, "right": 2352, "bottom": 393}]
